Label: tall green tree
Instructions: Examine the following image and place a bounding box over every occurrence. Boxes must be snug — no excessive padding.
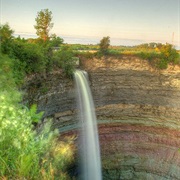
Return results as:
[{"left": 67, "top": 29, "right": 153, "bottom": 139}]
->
[
  {"left": 0, "top": 23, "right": 14, "bottom": 41},
  {"left": 99, "top": 36, "right": 110, "bottom": 54},
  {"left": 34, "top": 9, "right": 53, "bottom": 42},
  {"left": 0, "top": 23, "right": 14, "bottom": 53}
]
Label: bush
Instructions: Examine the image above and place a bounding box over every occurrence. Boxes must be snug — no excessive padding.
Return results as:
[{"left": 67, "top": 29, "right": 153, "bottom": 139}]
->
[
  {"left": 10, "top": 40, "right": 47, "bottom": 74},
  {"left": 0, "top": 54, "right": 19, "bottom": 90},
  {"left": 156, "top": 58, "right": 168, "bottom": 69},
  {"left": 159, "top": 43, "right": 179, "bottom": 64},
  {"left": 108, "top": 49, "right": 122, "bottom": 57},
  {"left": 0, "top": 53, "right": 25, "bottom": 88},
  {"left": 137, "top": 44, "right": 180, "bottom": 69},
  {"left": 137, "top": 52, "right": 160, "bottom": 61},
  {"left": 53, "top": 46, "right": 78, "bottom": 77}
]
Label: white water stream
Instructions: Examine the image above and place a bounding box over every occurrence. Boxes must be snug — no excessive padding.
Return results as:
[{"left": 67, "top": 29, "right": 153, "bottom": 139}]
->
[{"left": 74, "top": 70, "right": 102, "bottom": 180}]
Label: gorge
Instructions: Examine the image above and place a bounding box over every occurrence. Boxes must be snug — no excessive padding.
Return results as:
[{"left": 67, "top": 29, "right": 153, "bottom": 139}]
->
[{"left": 24, "top": 55, "right": 180, "bottom": 179}]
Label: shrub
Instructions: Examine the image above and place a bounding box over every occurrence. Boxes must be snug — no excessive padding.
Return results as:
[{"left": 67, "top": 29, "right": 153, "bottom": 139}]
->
[
  {"left": 0, "top": 53, "right": 25, "bottom": 88},
  {"left": 108, "top": 49, "right": 122, "bottom": 57},
  {"left": 156, "top": 58, "right": 168, "bottom": 69},
  {"left": 137, "top": 52, "right": 160, "bottom": 61},
  {"left": 53, "top": 46, "right": 78, "bottom": 77},
  {"left": 48, "top": 34, "right": 64, "bottom": 48},
  {"left": 0, "top": 54, "right": 20, "bottom": 90},
  {"left": 159, "top": 43, "right": 179, "bottom": 64},
  {"left": 137, "top": 44, "right": 180, "bottom": 69},
  {"left": 10, "top": 40, "right": 47, "bottom": 74}
]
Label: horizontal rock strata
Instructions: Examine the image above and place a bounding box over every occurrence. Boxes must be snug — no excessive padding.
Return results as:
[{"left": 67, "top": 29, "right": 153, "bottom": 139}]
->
[{"left": 24, "top": 56, "right": 180, "bottom": 179}]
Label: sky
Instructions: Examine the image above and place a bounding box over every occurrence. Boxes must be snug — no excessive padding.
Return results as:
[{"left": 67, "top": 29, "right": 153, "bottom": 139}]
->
[{"left": 0, "top": 0, "right": 180, "bottom": 47}]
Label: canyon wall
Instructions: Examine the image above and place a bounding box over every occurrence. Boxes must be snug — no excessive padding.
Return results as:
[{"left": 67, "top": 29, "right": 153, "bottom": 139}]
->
[{"left": 24, "top": 56, "right": 180, "bottom": 179}]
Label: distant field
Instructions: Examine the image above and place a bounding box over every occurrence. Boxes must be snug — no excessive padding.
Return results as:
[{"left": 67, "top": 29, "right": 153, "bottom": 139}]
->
[
  {"left": 69, "top": 43, "right": 180, "bottom": 56},
  {"left": 69, "top": 43, "right": 159, "bottom": 55}
]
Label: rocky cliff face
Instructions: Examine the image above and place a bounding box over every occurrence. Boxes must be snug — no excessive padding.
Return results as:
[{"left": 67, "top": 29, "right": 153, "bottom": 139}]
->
[{"left": 24, "top": 56, "right": 180, "bottom": 179}]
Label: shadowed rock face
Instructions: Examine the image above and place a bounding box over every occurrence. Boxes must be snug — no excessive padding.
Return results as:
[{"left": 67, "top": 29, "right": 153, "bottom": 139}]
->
[
  {"left": 24, "top": 56, "right": 180, "bottom": 179},
  {"left": 99, "top": 124, "right": 180, "bottom": 179}
]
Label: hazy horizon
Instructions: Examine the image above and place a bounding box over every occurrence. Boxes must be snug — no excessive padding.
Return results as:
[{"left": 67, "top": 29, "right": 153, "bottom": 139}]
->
[
  {"left": 1, "top": 0, "right": 180, "bottom": 48},
  {"left": 13, "top": 32, "right": 180, "bottom": 50}
]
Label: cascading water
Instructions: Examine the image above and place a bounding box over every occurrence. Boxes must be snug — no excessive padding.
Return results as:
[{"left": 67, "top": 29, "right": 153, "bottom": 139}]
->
[{"left": 74, "top": 70, "right": 102, "bottom": 180}]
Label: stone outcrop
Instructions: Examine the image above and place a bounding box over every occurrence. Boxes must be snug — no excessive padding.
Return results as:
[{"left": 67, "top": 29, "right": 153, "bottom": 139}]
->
[{"left": 24, "top": 56, "right": 180, "bottom": 179}]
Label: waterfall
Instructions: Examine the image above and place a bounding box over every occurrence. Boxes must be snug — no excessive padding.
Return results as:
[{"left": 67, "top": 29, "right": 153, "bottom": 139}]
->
[{"left": 74, "top": 70, "right": 102, "bottom": 180}]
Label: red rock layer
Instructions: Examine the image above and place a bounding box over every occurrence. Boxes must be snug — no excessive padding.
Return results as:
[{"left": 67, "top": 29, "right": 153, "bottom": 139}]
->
[{"left": 61, "top": 123, "right": 180, "bottom": 179}]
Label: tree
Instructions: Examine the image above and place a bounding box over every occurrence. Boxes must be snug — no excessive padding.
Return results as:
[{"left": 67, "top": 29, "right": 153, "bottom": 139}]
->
[
  {"left": 99, "top": 36, "right": 110, "bottom": 54},
  {"left": 0, "top": 23, "right": 14, "bottom": 42},
  {"left": 34, "top": 9, "right": 53, "bottom": 42},
  {"left": 49, "top": 33, "right": 64, "bottom": 47},
  {"left": 0, "top": 23, "right": 14, "bottom": 53}
]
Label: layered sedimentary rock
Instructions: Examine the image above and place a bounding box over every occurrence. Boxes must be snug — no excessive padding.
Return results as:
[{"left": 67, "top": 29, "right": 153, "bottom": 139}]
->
[
  {"left": 24, "top": 56, "right": 180, "bottom": 179},
  {"left": 83, "top": 57, "right": 180, "bottom": 179}
]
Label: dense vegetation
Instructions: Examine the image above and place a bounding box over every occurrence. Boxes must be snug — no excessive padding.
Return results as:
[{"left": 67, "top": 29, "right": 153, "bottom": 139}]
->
[
  {"left": 73, "top": 41, "right": 180, "bottom": 69},
  {"left": 1, "top": 22, "right": 179, "bottom": 83},
  {"left": 0, "top": 53, "right": 75, "bottom": 179},
  {"left": 0, "top": 23, "right": 78, "bottom": 81}
]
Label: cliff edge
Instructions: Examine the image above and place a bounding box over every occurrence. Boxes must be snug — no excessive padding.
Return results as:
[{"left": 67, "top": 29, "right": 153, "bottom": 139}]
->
[{"left": 24, "top": 56, "right": 180, "bottom": 179}]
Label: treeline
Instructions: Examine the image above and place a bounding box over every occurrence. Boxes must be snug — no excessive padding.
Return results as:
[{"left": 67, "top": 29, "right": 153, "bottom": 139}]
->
[
  {"left": 0, "top": 24, "right": 78, "bottom": 83},
  {"left": 0, "top": 9, "right": 82, "bottom": 83},
  {"left": 69, "top": 39, "right": 180, "bottom": 70}
]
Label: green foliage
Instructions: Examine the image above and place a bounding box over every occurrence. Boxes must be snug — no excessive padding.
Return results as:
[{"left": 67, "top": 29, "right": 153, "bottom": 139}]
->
[
  {"left": 0, "top": 53, "right": 20, "bottom": 90},
  {"left": 99, "top": 36, "right": 110, "bottom": 54},
  {"left": 12, "top": 58, "right": 26, "bottom": 85},
  {"left": 108, "top": 49, "right": 122, "bottom": 57},
  {"left": 69, "top": 44, "right": 99, "bottom": 51},
  {"left": 0, "top": 23, "right": 14, "bottom": 54},
  {"left": 159, "top": 43, "right": 179, "bottom": 64},
  {"left": 29, "top": 104, "right": 44, "bottom": 123},
  {"left": 49, "top": 34, "right": 64, "bottom": 48},
  {"left": 0, "top": 23, "right": 14, "bottom": 41},
  {"left": 137, "top": 52, "right": 160, "bottom": 61},
  {"left": 155, "top": 44, "right": 179, "bottom": 69},
  {"left": 0, "top": 53, "right": 74, "bottom": 179},
  {"left": 53, "top": 46, "right": 78, "bottom": 77},
  {"left": 1, "top": 23, "right": 67, "bottom": 77},
  {"left": 10, "top": 40, "right": 47, "bottom": 74},
  {"left": 136, "top": 42, "right": 162, "bottom": 49},
  {"left": 0, "top": 95, "right": 74, "bottom": 179},
  {"left": 34, "top": 9, "right": 53, "bottom": 42},
  {"left": 136, "top": 44, "right": 179, "bottom": 69},
  {"left": 156, "top": 58, "right": 168, "bottom": 69}
]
